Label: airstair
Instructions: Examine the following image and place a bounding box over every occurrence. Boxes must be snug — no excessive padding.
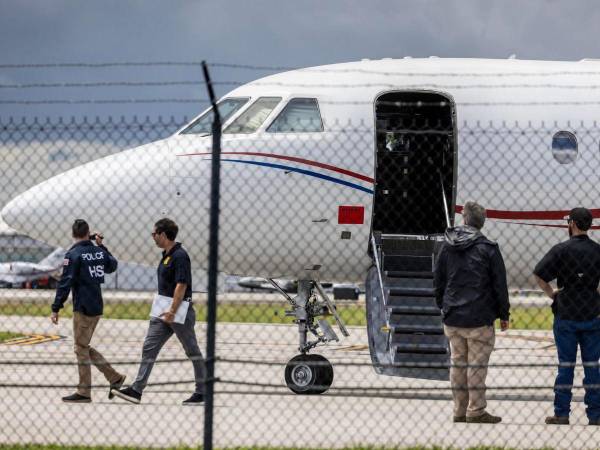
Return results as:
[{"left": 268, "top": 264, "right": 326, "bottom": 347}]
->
[{"left": 366, "top": 234, "right": 450, "bottom": 380}]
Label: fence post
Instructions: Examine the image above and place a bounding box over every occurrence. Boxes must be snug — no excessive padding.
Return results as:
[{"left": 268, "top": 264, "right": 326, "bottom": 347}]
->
[{"left": 202, "top": 60, "right": 221, "bottom": 450}]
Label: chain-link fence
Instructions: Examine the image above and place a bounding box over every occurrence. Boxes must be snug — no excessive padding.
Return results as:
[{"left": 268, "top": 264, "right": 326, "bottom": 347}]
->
[{"left": 2, "top": 62, "right": 600, "bottom": 450}]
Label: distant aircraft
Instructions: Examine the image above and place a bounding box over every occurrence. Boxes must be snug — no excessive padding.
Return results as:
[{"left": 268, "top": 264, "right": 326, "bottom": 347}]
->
[
  {"left": 237, "top": 277, "right": 297, "bottom": 293},
  {"left": 4, "top": 57, "right": 599, "bottom": 393},
  {"left": 237, "top": 276, "right": 359, "bottom": 302},
  {"left": 0, "top": 248, "right": 65, "bottom": 286}
]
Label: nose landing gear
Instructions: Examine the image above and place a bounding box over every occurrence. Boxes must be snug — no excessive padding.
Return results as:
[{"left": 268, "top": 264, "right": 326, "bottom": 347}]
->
[{"left": 268, "top": 279, "right": 348, "bottom": 395}]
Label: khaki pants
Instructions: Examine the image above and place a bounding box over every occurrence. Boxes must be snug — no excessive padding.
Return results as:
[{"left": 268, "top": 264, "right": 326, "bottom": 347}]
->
[
  {"left": 444, "top": 324, "right": 495, "bottom": 418},
  {"left": 73, "top": 312, "right": 121, "bottom": 397}
]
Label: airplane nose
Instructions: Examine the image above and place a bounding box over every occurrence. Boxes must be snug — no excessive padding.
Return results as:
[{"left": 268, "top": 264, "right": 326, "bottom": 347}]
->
[{"left": 1, "top": 140, "right": 171, "bottom": 261}]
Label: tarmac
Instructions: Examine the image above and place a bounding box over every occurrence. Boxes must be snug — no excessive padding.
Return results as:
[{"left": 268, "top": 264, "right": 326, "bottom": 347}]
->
[
  {"left": 1, "top": 308, "right": 599, "bottom": 449},
  {"left": 0, "top": 287, "right": 551, "bottom": 306}
]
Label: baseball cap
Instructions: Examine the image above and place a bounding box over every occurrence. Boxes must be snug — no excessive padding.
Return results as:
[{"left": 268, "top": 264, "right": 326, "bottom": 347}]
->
[{"left": 566, "top": 207, "right": 593, "bottom": 231}]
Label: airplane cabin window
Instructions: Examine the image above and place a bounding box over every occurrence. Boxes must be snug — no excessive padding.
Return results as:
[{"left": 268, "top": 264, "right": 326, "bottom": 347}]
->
[
  {"left": 267, "top": 98, "right": 323, "bottom": 133},
  {"left": 180, "top": 98, "right": 249, "bottom": 135},
  {"left": 224, "top": 97, "right": 282, "bottom": 134},
  {"left": 551, "top": 131, "right": 578, "bottom": 164}
]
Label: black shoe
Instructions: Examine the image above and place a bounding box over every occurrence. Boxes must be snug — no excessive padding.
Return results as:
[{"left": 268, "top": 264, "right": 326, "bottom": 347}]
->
[
  {"left": 589, "top": 418, "right": 600, "bottom": 426},
  {"left": 545, "top": 415, "right": 569, "bottom": 425},
  {"left": 62, "top": 393, "right": 91, "bottom": 403},
  {"left": 182, "top": 393, "right": 204, "bottom": 405},
  {"left": 108, "top": 374, "right": 126, "bottom": 400},
  {"left": 453, "top": 416, "right": 467, "bottom": 423},
  {"left": 112, "top": 386, "right": 141, "bottom": 404},
  {"left": 466, "top": 412, "right": 502, "bottom": 424}
]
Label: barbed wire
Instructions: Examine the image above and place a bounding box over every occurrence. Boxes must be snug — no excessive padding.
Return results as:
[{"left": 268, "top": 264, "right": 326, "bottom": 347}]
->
[
  {"left": 4, "top": 60, "right": 600, "bottom": 78},
  {"left": 0, "top": 98, "right": 208, "bottom": 105},
  {"left": 0, "top": 61, "right": 206, "bottom": 69},
  {"left": 7, "top": 80, "right": 600, "bottom": 90},
  {"left": 4, "top": 98, "right": 600, "bottom": 107},
  {"left": 0, "top": 80, "right": 209, "bottom": 89}
]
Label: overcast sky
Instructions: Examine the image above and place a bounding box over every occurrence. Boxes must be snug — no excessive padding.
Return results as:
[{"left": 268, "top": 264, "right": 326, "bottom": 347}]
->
[{"left": 1, "top": 0, "right": 598, "bottom": 118}]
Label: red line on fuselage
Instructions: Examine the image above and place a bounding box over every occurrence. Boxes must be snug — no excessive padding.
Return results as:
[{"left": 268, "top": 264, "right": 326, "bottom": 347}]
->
[
  {"left": 496, "top": 221, "right": 600, "bottom": 230},
  {"left": 177, "top": 152, "right": 599, "bottom": 224},
  {"left": 455, "top": 205, "right": 600, "bottom": 221},
  {"left": 176, "top": 151, "right": 375, "bottom": 183}
]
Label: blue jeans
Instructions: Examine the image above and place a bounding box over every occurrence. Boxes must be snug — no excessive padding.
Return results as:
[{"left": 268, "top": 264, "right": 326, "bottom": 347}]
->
[{"left": 553, "top": 317, "right": 600, "bottom": 419}]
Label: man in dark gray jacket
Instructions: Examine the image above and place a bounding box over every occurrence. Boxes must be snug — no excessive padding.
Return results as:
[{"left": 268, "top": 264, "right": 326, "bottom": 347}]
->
[{"left": 434, "top": 201, "right": 510, "bottom": 424}]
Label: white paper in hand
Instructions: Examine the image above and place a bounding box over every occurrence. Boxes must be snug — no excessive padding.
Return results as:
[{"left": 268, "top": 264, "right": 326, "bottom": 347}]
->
[{"left": 150, "top": 294, "right": 189, "bottom": 324}]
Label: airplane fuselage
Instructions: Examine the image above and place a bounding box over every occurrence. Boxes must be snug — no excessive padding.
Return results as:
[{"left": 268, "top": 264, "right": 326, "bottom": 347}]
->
[{"left": 3, "top": 58, "right": 600, "bottom": 288}]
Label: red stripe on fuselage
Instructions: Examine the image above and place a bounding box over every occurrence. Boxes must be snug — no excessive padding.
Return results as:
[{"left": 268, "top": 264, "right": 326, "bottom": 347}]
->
[
  {"left": 176, "top": 151, "right": 375, "bottom": 183},
  {"left": 177, "top": 152, "right": 599, "bottom": 224},
  {"left": 455, "top": 205, "right": 600, "bottom": 221}
]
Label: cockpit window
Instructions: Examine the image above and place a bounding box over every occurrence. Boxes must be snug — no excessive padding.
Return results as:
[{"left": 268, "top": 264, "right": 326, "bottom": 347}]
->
[
  {"left": 224, "top": 97, "right": 281, "bottom": 134},
  {"left": 552, "top": 131, "right": 578, "bottom": 164},
  {"left": 180, "top": 97, "right": 249, "bottom": 135},
  {"left": 267, "top": 98, "right": 323, "bottom": 133}
]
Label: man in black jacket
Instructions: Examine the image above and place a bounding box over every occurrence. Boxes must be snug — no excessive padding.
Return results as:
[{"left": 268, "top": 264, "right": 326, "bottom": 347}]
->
[
  {"left": 51, "top": 219, "right": 125, "bottom": 403},
  {"left": 434, "top": 201, "right": 510, "bottom": 424}
]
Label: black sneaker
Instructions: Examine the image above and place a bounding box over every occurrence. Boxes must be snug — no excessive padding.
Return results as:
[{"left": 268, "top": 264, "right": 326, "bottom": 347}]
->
[
  {"left": 62, "top": 393, "right": 91, "bottom": 403},
  {"left": 112, "top": 386, "right": 142, "bottom": 404},
  {"left": 589, "top": 418, "right": 600, "bottom": 426},
  {"left": 108, "top": 374, "right": 126, "bottom": 400},
  {"left": 182, "top": 393, "right": 204, "bottom": 405}
]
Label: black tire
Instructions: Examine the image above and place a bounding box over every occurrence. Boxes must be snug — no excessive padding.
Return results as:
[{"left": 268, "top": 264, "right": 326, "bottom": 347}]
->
[
  {"left": 308, "top": 354, "right": 334, "bottom": 394},
  {"left": 284, "top": 354, "right": 334, "bottom": 395}
]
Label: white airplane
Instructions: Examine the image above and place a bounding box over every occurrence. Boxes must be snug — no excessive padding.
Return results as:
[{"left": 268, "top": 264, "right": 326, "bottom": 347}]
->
[
  {"left": 0, "top": 248, "right": 65, "bottom": 286},
  {"left": 3, "top": 57, "right": 600, "bottom": 393}
]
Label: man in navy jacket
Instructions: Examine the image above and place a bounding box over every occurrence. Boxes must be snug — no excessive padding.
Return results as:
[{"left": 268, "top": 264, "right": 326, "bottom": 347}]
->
[{"left": 51, "top": 219, "right": 125, "bottom": 403}]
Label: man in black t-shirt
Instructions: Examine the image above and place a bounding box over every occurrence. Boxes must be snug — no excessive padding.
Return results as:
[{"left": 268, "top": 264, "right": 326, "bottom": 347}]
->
[
  {"left": 534, "top": 207, "right": 600, "bottom": 426},
  {"left": 113, "top": 218, "right": 205, "bottom": 405}
]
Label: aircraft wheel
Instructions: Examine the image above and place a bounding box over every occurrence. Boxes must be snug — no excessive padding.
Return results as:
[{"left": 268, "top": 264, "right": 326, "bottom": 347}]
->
[
  {"left": 284, "top": 354, "right": 334, "bottom": 395},
  {"left": 308, "top": 354, "right": 334, "bottom": 393}
]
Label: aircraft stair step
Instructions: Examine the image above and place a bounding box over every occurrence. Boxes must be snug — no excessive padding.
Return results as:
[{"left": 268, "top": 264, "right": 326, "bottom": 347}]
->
[
  {"left": 382, "top": 254, "right": 433, "bottom": 272},
  {"left": 387, "top": 286, "right": 435, "bottom": 298},
  {"left": 387, "top": 295, "right": 438, "bottom": 308},
  {"left": 392, "top": 333, "right": 448, "bottom": 352},
  {"left": 390, "top": 315, "right": 444, "bottom": 334},
  {"left": 393, "top": 351, "right": 450, "bottom": 367},
  {"left": 380, "top": 236, "right": 436, "bottom": 255},
  {"left": 385, "top": 270, "right": 434, "bottom": 279},
  {"left": 387, "top": 303, "right": 441, "bottom": 316}
]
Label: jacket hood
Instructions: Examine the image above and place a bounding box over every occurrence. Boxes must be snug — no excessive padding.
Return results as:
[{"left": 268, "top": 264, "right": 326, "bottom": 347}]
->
[{"left": 444, "top": 225, "right": 482, "bottom": 250}]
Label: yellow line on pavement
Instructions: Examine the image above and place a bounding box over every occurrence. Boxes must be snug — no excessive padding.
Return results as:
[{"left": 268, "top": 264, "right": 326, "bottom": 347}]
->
[{"left": 2, "top": 334, "right": 62, "bottom": 346}]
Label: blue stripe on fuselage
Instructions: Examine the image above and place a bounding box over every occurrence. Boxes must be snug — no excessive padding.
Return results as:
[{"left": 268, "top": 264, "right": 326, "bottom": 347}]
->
[{"left": 220, "top": 159, "right": 374, "bottom": 194}]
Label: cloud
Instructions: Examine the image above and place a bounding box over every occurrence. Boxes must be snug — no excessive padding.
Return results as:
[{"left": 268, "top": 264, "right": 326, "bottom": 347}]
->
[{"left": 2, "top": 0, "right": 600, "bottom": 118}]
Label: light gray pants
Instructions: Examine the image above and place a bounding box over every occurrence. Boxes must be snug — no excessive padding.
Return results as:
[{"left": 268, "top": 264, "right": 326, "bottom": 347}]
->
[{"left": 131, "top": 306, "right": 205, "bottom": 394}]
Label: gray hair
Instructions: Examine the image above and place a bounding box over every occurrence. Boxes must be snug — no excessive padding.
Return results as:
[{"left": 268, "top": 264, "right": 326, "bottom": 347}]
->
[{"left": 463, "top": 201, "right": 486, "bottom": 230}]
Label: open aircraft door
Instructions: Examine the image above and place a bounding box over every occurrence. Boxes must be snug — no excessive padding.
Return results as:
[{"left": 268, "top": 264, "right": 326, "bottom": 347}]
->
[{"left": 366, "top": 91, "right": 457, "bottom": 380}]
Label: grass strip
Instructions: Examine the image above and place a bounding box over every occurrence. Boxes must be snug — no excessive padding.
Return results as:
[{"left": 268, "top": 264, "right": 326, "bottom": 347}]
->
[
  {"left": 0, "top": 331, "right": 23, "bottom": 342},
  {"left": 0, "top": 301, "right": 553, "bottom": 330}
]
